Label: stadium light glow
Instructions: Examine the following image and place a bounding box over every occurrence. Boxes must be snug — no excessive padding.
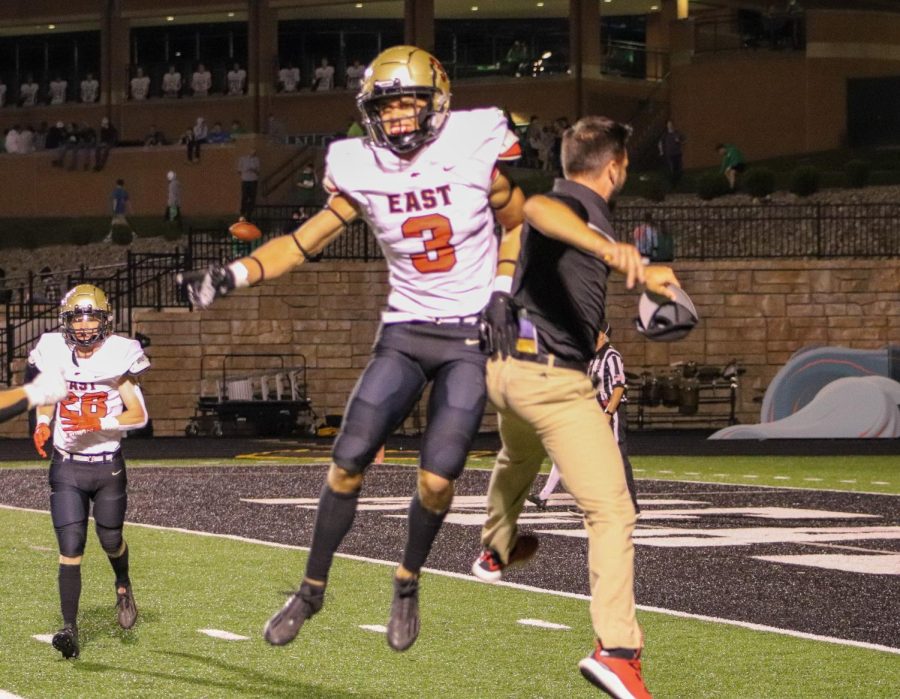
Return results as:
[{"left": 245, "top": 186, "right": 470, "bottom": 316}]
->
[
  {"left": 471, "top": 6, "right": 479, "bottom": 11},
  {"left": 356, "top": 3, "right": 364, "bottom": 7},
  {"left": 166, "top": 16, "right": 175, "bottom": 22},
  {"left": 227, "top": 12, "right": 235, "bottom": 17},
  {"left": 48, "top": 24, "right": 56, "bottom": 29}
]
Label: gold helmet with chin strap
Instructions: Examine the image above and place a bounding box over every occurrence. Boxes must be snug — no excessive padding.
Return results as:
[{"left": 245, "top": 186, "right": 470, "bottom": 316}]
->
[
  {"left": 357, "top": 45, "right": 451, "bottom": 154},
  {"left": 59, "top": 284, "right": 114, "bottom": 348}
]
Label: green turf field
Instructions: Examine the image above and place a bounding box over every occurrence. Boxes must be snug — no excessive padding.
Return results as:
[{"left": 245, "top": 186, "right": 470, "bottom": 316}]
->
[
  {"left": 0, "top": 507, "right": 897, "bottom": 699},
  {"left": 1, "top": 455, "right": 896, "bottom": 495}
]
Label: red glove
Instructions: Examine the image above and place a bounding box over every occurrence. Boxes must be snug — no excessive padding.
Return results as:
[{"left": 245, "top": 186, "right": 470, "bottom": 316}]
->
[
  {"left": 61, "top": 415, "right": 102, "bottom": 433},
  {"left": 33, "top": 423, "right": 51, "bottom": 458}
]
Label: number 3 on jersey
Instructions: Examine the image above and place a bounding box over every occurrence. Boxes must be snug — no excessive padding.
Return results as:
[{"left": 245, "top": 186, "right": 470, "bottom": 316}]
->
[
  {"left": 402, "top": 214, "right": 457, "bottom": 273},
  {"left": 59, "top": 391, "right": 109, "bottom": 420}
]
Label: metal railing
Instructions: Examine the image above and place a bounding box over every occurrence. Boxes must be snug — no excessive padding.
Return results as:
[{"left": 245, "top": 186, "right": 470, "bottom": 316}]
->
[
  {"left": 612, "top": 203, "right": 900, "bottom": 259},
  {"left": 693, "top": 10, "right": 805, "bottom": 54}
]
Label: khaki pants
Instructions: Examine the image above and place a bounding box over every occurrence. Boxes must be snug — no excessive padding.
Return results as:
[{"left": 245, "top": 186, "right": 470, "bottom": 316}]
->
[{"left": 482, "top": 356, "right": 642, "bottom": 649}]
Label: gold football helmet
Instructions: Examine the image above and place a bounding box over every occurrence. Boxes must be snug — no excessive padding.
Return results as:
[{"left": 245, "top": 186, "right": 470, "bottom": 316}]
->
[
  {"left": 59, "top": 284, "right": 113, "bottom": 348},
  {"left": 357, "top": 45, "right": 451, "bottom": 154}
]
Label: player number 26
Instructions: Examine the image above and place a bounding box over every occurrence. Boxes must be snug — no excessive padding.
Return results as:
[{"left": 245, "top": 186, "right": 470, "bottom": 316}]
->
[
  {"left": 59, "top": 391, "right": 109, "bottom": 419},
  {"left": 402, "top": 214, "right": 457, "bottom": 273}
]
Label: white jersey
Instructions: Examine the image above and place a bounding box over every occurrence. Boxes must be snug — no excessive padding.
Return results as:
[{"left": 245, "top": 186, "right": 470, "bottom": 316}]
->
[
  {"left": 130, "top": 76, "right": 150, "bottom": 100},
  {"left": 227, "top": 69, "right": 246, "bottom": 95},
  {"left": 28, "top": 333, "right": 150, "bottom": 455},
  {"left": 162, "top": 72, "right": 182, "bottom": 95},
  {"left": 278, "top": 67, "right": 300, "bottom": 92},
  {"left": 49, "top": 80, "right": 68, "bottom": 105},
  {"left": 324, "top": 108, "right": 521, "bottom": 321},
  {"left": 192, "top": 71, "right": 211, "bottom": 96},
  {"left": 80, "top": 78, "right": 99, "bottom": 103}
]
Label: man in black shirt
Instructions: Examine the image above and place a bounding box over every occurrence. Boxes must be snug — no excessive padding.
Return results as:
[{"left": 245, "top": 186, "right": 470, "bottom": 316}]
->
[{"left": 472, "top": 116, "right": 679, "bottom": 699}]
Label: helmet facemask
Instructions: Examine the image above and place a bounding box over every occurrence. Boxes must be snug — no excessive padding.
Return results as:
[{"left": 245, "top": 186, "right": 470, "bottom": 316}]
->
[{"left": 359, "top": 88, "right": 446, "bottom": 154}]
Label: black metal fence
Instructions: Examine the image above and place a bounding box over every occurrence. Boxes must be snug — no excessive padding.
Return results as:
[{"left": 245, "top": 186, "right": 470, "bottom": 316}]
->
[{"left": 612, "top": 203, "right": 900, "bottom": 259}]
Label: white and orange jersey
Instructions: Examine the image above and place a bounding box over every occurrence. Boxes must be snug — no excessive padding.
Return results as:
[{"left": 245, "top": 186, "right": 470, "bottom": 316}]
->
[
  {"left": 324, "top": 107, "right": 521, "bottom": 321},
  {"left": 28, "top": 333, "right": 150, "bottom": 454}
]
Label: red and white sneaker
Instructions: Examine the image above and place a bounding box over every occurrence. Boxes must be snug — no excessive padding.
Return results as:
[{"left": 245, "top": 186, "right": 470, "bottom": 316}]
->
[
  {"left": 471, "top": 534, "right": 539, "bottom": 583},
  {"left": 578, "top": 642, "right": 652, "bottom": 699}
]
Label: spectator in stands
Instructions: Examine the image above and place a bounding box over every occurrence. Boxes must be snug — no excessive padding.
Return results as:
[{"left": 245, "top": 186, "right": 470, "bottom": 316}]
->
[
  {"left": 632, "top": 212, "right": 659, "bottom": 259},
  {"left": 658, "top": 120, "right": 685, "bottom": 187},
  {"left": 0, "top": 77, "right": 6, "bottom": 108},
  {"left": 162, "top": 65, "right": 182, "bottom": 98},
  {"left": 80, "top": 72, "right": 99, "bottom": 103},
  {"left": 227, "top": 62, "right": 247, "bottom": 96},
  {"left": 525, "top": 115, "right": 542, "bottom": 168},
  {"left": 130, "top": 67, "right": 150, "bottom": 101},
  {"left": 51, "top": 123, "right": 79, "bottom": 168},
  {"left": 5, "top": 125, "right": 21, "bottom": 154},
  {"left": 34, "top": 121, "right": 49, "bottom": 150},
  {"left": 48, "top": 75, "right": 68, "bottom": 105},
  {"left": 143, "top": 124, "right": 166, "bottom": 147},
  {"left": 46, "top": 121, "right": 65, "bottom": 150},
  {"left": 278, "top": 62, "right": 300, "bottom": 93},
  {"left": 76, "top": 122, "right": 97, "bottom": 171},
  {"left": 185, "top": 117, "right": 207, "bottom": 163},
  {"left": 230, "top": 119, "right": 246, "bottom": 136},
  {"left": 19, "top": 74, "right": 39, "bottom": 107},
  {"left": 165, "top": 170, "right": 182, "bottom": 228},
  {"left": 207, "top": 121, "right": 231, "bottom": 144},
  {"left": 295, "top": 162, "right": 318, "bottom": 205},
  {"left": 94, "top": 116, "right": 118, "bottom": 171},
  {"left": 191, "top": 63, "right": 212, "bottom": 97},
  {"left": 313, "top": 58, "right": 335, "bottom": 91},
  {"left": 538, "top": 124, "right": 555, "bottom": 172},
  {"left": 345, "top": 59, "right": 364, "bottom": 92},
  {"left": 40, "top": 266, "right": 61, "bottom": 305},
  {"left": 107, "top": 179, "right": 136, "bottom": 243},
  {"left": 237, "top": 149, "right": 261, "bottom": 219},
  {"left": 716, "top": 142, "right": 747, "bottom": 191},
  {"left": 504, "top": 40, "right": 529, "bottom": 75},
  {"left": 18, "top": 124, "right": 35, "bottom": 154}
]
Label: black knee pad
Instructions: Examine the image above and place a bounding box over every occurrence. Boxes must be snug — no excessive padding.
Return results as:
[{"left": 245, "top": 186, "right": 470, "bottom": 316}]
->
[
  {"left": 56, "top": 522, "right": 87, "bottom": 558},
  {"left": 95, "top": 523, "right": 123, "bottom": 555}
]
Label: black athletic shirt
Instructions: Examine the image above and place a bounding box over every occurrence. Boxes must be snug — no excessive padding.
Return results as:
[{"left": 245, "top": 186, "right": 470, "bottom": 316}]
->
[{"left": 512, "top": 178, "right": 615, "bottom": 364}]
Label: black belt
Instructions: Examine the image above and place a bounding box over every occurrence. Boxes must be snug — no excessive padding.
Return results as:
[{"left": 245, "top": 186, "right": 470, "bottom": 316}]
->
[
  {"left": 55, "top": 447, "right": 120, "bottom": 463},
  {"left": 511, "top": 352, "right": 587, "bottom": 373}
]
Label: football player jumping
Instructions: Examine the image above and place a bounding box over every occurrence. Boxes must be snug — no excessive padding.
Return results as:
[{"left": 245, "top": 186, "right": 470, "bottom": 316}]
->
[
  {"left": 178, "top": 45, "right": 527, "bottom": 652},
  {"left": 29, "top": 284, "right": 150, "bottom": 659}
]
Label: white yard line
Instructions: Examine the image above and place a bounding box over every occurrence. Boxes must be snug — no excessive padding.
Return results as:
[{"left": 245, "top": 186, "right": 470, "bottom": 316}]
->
[
  {"left": 198, "top": 629, "right": 249, "bottom": 641},
  {"left": 2, "top": 503, "right": 898, "bottom": 657},
  {"left": 0, "top": 690, "right": 27, "bottom": 699}
]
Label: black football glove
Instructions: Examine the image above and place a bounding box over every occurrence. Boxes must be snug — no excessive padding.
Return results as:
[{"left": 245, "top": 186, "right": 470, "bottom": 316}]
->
[
  {"left": 480, "top": 291, "right": 518, "bottom": 359},
  {"left": 176, "top": 263, "right": 235, "bottom": 309}
]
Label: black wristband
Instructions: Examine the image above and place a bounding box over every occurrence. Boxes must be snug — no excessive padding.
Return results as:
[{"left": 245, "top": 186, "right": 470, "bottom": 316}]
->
[
  {"left": 248, "top": 255, "right": 265, "bottom": 282},
  {"left": 291, "top": 233, "right": 312, "bottom": 261}
]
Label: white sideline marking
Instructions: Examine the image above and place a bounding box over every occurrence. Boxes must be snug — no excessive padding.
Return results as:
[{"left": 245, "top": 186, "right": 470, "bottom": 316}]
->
[
  {"left": 742, "top": 475, "right": 759, "bottom": 479},
  {"left": 754, "top": 554, "right": 900, "bottom": 576},
  {"left": 684, "top": 472, "right": 700, "bottom": 476},
  {"left": 658, "top": 470, "right": 674, "bottom": 474},
  {"left": 2, "top": 504, "right": 898, "bottom": 656},
  {"left": 840, "top": 480, "right": 857, "bottom": 484},
  {"left": 0, "top": 690, "right": 27, "bottom": 699},
  {"left": 359, "top": 624, "right": 387, "bottom": 634},
  {"left": 199, "top": 629, "right": 249, "bottom": 641},
  {"left": 32, "top": 634, "right": 53, "bottom": 644},
  {"left": 805, "top": 478, "right": 823, "bottom": 482},
  {"left": 773, "top": 476, "right": 790, "bottom": 480},
  {"left": 29, "top": 545, "right": 53, "bottom": 552},
  {"left": 518, "top": 618, "right": 571, "bottom": 630},
  {"left": 872, "top": 481, "right": 890, "bottom": 485}
]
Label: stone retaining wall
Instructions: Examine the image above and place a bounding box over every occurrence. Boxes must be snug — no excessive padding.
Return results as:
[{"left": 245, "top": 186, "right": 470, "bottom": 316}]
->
[{"left": 0, "top": 257, "right": 896, "bottom": 439}]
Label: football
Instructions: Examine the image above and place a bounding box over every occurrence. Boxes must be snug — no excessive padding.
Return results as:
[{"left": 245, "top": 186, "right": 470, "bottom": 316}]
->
[{"left": 229, "top": 219, "right": 262, "bottom": 241}]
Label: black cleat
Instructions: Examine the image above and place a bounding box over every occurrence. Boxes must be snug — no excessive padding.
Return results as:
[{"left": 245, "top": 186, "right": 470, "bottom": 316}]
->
[
  {"left": 52, "top": 624, "right": 79, "bottom": 659},
  {"left": 386, "top": 576, "right": 420, "bottom": 652},
  {"left": 263, "top": 582, "right": 324, "bottom": 646},
  {"left": 526, "top": 494, "right": 547, "bottom": 511},
  {"left": 116, "top": 585, "right": 138, "bottom": 630}
]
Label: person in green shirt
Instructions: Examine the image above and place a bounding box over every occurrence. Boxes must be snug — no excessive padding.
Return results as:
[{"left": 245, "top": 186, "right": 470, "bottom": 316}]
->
[{"left": 716, "top": 143, "right": 746, "bottom": 191}]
